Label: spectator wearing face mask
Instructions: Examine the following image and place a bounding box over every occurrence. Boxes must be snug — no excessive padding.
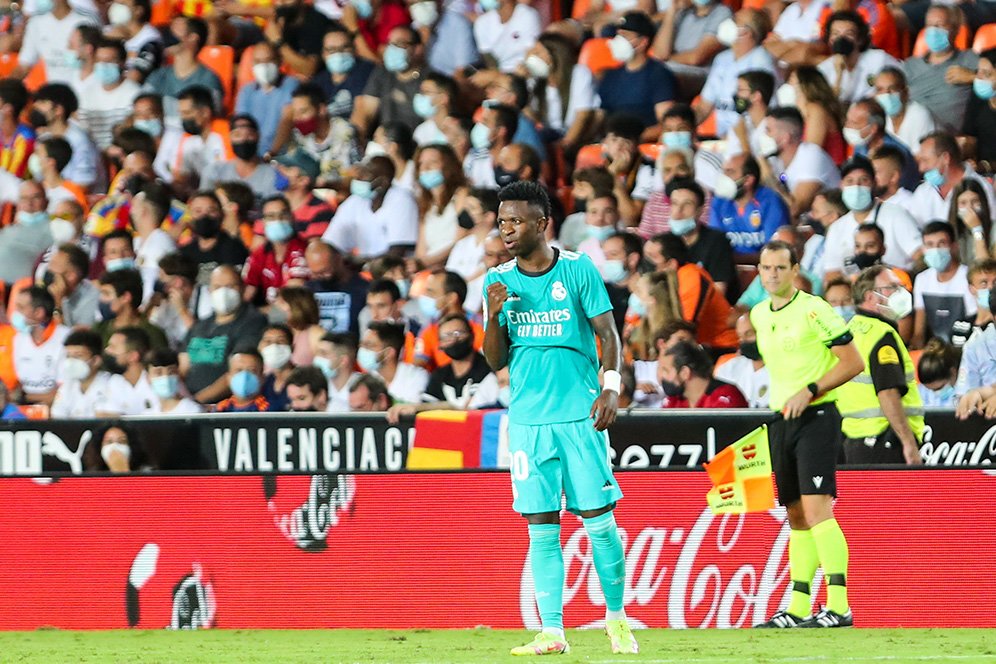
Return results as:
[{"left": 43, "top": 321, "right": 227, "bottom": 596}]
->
[
  {"left": 270, "top": 150, "right": 335, "bottom": 234},
  {"left": 103, "top": 326, "right": 156, "bottom": 413},
  {"left": 816, "top": 11, "right": 899, "bottom": 104},
  {"left": 103, "top": 0, "right": 164, "bottom": 85},
  {"left": 144, "top": 348, "right": 203, "bottom": 414},
  {"left": 362, "top": 320, "right": 429, "bottom": 403},
  {"left": 917, "top": 339, "right": 959, "bottom": 407},
  {"left": 349, "top": 372, "right": 393, "bottom": 411},
  {"left": 46, "top": 242, "right": 99, "bottom": 328},
  {"left": 29, "top": 84, "right": 100, "bottom": 192},
  {"left": 51, "top": 329, "right": 130, "bottom": 418},
  {"left": 76, "top": 38, "right": 141, "bottom": 150},
  {"left": 235, "top": 41, "right": 299, "bottom": 158},
  {"left": 306, "top": 25, "right": 374, "bottom": 122},
  {"left": 667, "top": 177, "right": 739, "bottom": 303},
  {"left": 352, "top": 25, "right": 426, "bottom": 138},
  {"left": 714, "top": 314, "right": 770, "bottom": 408},
  {"left": 258, "top": 323, "right": 295, "bottom": 412},
  {"left": 463, "top": 102, "right": 517, "bottom": 191},
  {"left": 871, "top": 67, "right": 936, "bottom": 156},
  {"left": 263, "top": 0, "right": 333, "bottom": 79},
  {"left": 95, "top": 269, "right": 169, "bottom": 349},
  {"left": 445, "top": 188, "right": 499, "bottom": 315},
  {"left": 913, "top": 220, "right": 975, "bottom": 347},
  {"left": 411, "top": 73, "right": 459, "bottom": 147},
  {"left": 322, "top": 156, "right": 419, "bottom": 260},
  {"left": 148, "top": 252, "right": 198, "bottom": 349},
  {"left": 413, "top": 144, "right": 469, "bottom": 271},
  {"left": 386, "top": 314, "right": 494, "bottom": 421},
  {"left": 601, "top": 232, "right": 644, "bottom": 336},
  {"left": 281, "top": 83, "right": 359, "bottom": 185},
  {"left": 709, "top": 153, "right": 787, "bottom": 259},
  {"left": 11, "top": 286, "right": 69, "bottom": 406},
  {"left": 0, "top": 181, "right": 54, "bottom": 284},
  {"left": 199, "top": 115, "right": 280, "bottom": 197},
  {"left": 949, "top": 258, "right": 996, "bottom": 349},
  {"left": 305, "top": 241, "right": 369, "bottom": 337},
  {"left": 368, "top": 122, "right": 417, "bottom": 191},
  {"left": 84, "top": 424, "right": 148, "bottom": 473},
  {"left": 270, "top": 286, "right": 327, "bottom": 366},
  {"left": 412, "top": 269, "right": 484, "bottom": 370},
  {"left": 659, "top": 340, "right": 749, "bottom": 408},
  {"left": 166, "top": 85, "right": 233, "bottom": 192},
  {"left": 216, "top": 348, "right": 272, "bottom": 412},
  {"left": 30, "top": 136, "right": 86, "bottom": 214},
  {"left": 576, "top": 193, "right": 620, "bottom": 268},
  {"left": 314, "top": 332, "right": 362, "bottom": 411},
  {"left": 360, "top": 278, "right": 421, "bottom": 353},
  {"left": 180, "top": 191, "right": 250, "bottom": 318},
  {"left": 181, "top": 265, "right": 267, "bottom": 403},
  {"left": 286, "top": 365, "right": 330, "bottom": 411},
  {"left": 243, "top": 195, "right": 309, "bottom": 305},
  {"left": 637, "top": 146, "right": 709, "bottom": 238},
  {"left": 946, "top": 179, "right": 994, "bottom": 265},
  {"left": 15, "top": 0, "right": 93, "bottom": 86},
  {"left": 843, "top": 99, "right": 919, "bottom": 193}
]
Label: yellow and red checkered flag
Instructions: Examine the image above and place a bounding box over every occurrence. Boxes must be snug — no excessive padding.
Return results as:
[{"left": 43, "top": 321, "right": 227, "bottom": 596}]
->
[{"left": 703, "top": 425, "right": 775, "bottom": 514}]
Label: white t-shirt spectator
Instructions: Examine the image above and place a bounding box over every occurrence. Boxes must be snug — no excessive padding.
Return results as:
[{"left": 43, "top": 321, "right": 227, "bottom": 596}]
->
[
  {"left": 18, "top": 10, "right": 94, "bottom": 85},
  {"left": 13, "top": 324, "right": 71, "bottom": 398},
  {"left": 117, "top": 372, "right": 159, "bottom": 414},
  {"left": 50, "top": 371, "right": 131, "bottom": 418},
  {"left": 801, "top": 232, "right": 827, "bottom": 282},
  {"left": 322, "top": 186, "right": 419, "bottom": 257},
  {"left": 463, "top": 149, "right": 498, "bottom": 189},
  {"left": 714, "top": 355, "right": 770, "bottom": 408},
  {"left": 632, "top": 359, "right": 664, "bottom": 408},
  {"left": 701, "top": 46, "right": 777, "bottom": 137},
  {"left": 473, "top": 3, "right": 541, "bottom": 73},
  {"left": 540, "top": 64, "right": 598, "bottom": 134},
  {"left": 143, "top": 397, "right": 203, "bottom": 415},
  {"left": 886, "top": 101, "right": 936, "bottom": 154},
  {"left": 818, "top": 49, "right": 901, "bottom": 104},
  {"left": 327, "top": 372, "right": 361, "bottom": 413},
  {"left": 383, "top": 362, "right": 430, "bottom": 404},
  {"left": 77, "top": 77, "right": 141, "bottom": 150},
  {"left": 913, "top": 263, "right": 976, "bottom": 344},
  {"left": 445, "top": 233, "right": 487, "bottom": 313},
  {"left": 413, "top": 119, "right": 448, "bottom": 147},
  {"left": 883, "top": 187, "right": 916, "bottom": 216},
  {"left": 773, "top": 0, "right": 830, "bottom": 42},
  {"left": 135, "top": 228, "right": 177, "bottom": 303},
  {"left": 770, "top": 142, "right": 841, "bottom": 192},
  {"left": 910, "top": 166, "right": 996, "bottom": 228},
  {"left": 821, "top": 202, "right": 923, "bottom": 273},
  {"left": 632, "top": 162, "right": 659, "bottom": 200}
]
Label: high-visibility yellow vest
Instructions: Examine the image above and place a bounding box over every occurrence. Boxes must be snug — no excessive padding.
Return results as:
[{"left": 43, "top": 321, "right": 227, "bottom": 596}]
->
[{"left": 837, "top": 313, "right": 924, "bottom": 440}]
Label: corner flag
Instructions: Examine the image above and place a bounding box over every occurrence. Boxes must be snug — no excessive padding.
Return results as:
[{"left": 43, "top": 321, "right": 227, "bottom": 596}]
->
[{"left": 704, "top": 425, "right": 775, "bottom": 514}]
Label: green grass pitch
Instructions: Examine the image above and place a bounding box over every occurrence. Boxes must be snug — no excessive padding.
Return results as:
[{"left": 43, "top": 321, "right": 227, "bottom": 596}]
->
[{"left": 2, "top": 628, "right": 996, "bottom": 663}]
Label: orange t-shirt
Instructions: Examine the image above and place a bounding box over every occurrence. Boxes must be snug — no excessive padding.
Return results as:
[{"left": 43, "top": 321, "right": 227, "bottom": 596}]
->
[
  {"left": 0, "top": 324, "right": 18, "bottom": 391},
  {"left": 677, "top": 263, "right": 739, "bottom": 350},
  {"left": 412, "top": 320, "right": 486, "bottom": 372}
]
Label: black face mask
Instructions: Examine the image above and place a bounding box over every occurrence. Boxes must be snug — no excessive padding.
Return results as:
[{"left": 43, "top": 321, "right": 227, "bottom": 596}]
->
[
  {"left": 457, "top": 211, "right": 475, "bottom": 230},
  {"left": 807, "top": 217, "right": 826, "bottom": 236},
  {"left": 831, "top": 37, "right": 856, "bottom": 56},
  {"left": 123, "top": 174, "right": 149, "bottom": 197},
  {"left": 732, "top": 95, "right": 750, "bottom": 114},
  {"left": 181, "top": 118, "right": 203, "bottom": 136},
  {"left": 153, "top": 279, "right": 168, "bottom": 296},
  {"left": 572, "top": 199, "right": 588, "bottom": 214},
  {"left": 193, "top": 215, "right": 222, "bottom": 239},
  {"left": 494, "top": 166, "right": 518, "bottom": 188},
  {"left": 232, "top": 140, "right": 258, "bottom": 161},
  {"left": 28, "top": 109, "right": 48, "bottom": 129},
  {"left": 852, "top": 252, "right": 882, "bottom": 270},
  {"left": 660, "top": 379, "right": 684, "bottom": 398},
  {"left": 275, "top": 4, "right": 299, "bottom": 21},
  {"left": 102, "top": 353, "right": 124, "bottom": 375},
  {"left": 42, "top": 271, "right": 55, "bottom": 288},
  {"left": 441, "top": 339, "right": 474, "bottom": 361},
  {"left": 740, "top": 341, "right": 762, "bottom": 361}
]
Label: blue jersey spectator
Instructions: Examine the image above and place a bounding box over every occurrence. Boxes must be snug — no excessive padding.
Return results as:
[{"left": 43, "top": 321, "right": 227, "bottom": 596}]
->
[
  {"left": 235, "top": 42, "right": 300, "bottom": 157},
  {"left": 708, "top": 154, "right": 788, "bottom": 256}
]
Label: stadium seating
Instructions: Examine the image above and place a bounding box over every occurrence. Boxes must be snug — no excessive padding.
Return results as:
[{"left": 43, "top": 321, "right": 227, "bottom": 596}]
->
[
  {"left": 198, "top": 45, "right": 236, "bottom": 115},
  {"left": 578, "top": 38, "right": 622, "bottom": 76}
]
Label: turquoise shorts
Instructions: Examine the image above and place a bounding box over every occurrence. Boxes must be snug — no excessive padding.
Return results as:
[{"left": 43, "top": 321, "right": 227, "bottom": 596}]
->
[{"left": 507, "top": 419, "right": 623, "bottom": 515}]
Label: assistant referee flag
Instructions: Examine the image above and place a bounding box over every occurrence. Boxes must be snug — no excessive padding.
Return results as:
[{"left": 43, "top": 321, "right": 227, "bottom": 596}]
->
[{"left": 704, "top": 425, "right": 775, "bottom": 514}]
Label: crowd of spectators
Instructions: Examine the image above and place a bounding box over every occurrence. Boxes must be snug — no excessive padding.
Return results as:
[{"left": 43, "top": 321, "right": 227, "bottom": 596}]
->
[{"left": 5, "top": 0, "right": 996, "bottom": 466}]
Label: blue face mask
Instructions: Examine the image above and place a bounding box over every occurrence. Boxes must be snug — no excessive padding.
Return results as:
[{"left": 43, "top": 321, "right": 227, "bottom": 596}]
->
[
  {"left": 105, "top": 257, "right": 136, "bottom": 272},
  {"left": 670, "top": 218, "right": 697, "bottom": 236},
  {"left": 419, "top": 169, "right": 445, "bottom": 190},
  {"left": 974, "top": 78, "right": 995, "bottom": 100},
  {"left": 599, "top": 259, "right": 627, "bottom": 283},
  {"left": 924, "top": 168, "right": 945, "bottom": 188},
  {"left": 357, "top": 347, "right": 382, "bottom": 373},
  {"left": 350, "top": 179, "right": 376, "bottom": 199},
  {"left": 585, "top": 224, "right": 615, "bottom": 242},
  {"left": 833, "top": 304, "right": 856, "bottom": 322},
  {"left": 935, "top": 383, "right": 956, "bottom": 402},
  {"left": 842, "top": 185, "right": 873, "bottom": 211},
  {"left": 264, "top": 220, "right": 295, "bottom": 243},
  {"left": 134, "top": 118, "right": 163, "bottom": 138},
  {"left": 94, "top": 62, "right": 121, "bottom": 86},
  {"left": 662, "top": 131, "right": 693, "bottom": 150},
  {"left": 352, "top": 0, "right": 373, "bottom": 17},
  {"left": 230, "top": 370, "right": 261, "bottom": 399},
  {"left": 417, "top": 294, "right": 439, "bottom": 320},
  {"left": 480, "top": 0, "right": 499, "bottom": 10},
  {"left": 874, "top": 92, "right": 902, "bottom": 117},
  {"left": 470, "top": 122, "right": 491, "bottom": 150},
  {"left": 924, "top": 26, "right": 950, "bottom": 54},
  {"left": 924, "top": 246, "right": 952, "bottom": 271},
  {"left": 413, "top": 93, "right": 436, "bottom": 119},
  {"left": 151, "top": 374, "right": 179, "bottom": 399},
  {"left": 34, "top": 0, "right": 54, "bottom": 13},
  {"left": 63, "top": 50, "right": 81, "bottom": 69},
  {"left": 10, "top": 311, "right": 32, "bottom": 334},
  {"left": 17, "top": 210, "right": 48, "bottom": 225},
  {"left": 325, "top": 52, "right": 355, "bottom": 75},
  {"left": 383, "top": 44, "right": 409, "bottom": 73},
  {"left": 274, "top": 169, "right": 290, "bottom": 192},
  {"left": 978, "top": 287, "right": 991, "bottom": 310},
  {"left": 628, "top": 293, "right": 647, "bottom": 317},
  {"left": 395, "top": 278, "right": 410, "bottom": 299},
  {"left": 314, "top": 355, "right": 338, "bottom": 379},
  {"left": 99, "top": 300, "right": 115, "bottom": 321}
]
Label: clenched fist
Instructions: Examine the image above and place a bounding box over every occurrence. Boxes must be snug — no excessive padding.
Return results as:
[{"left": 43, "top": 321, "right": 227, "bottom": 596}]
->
[{"left": 486, "top": 282, "right": 508, "bottom": 319}]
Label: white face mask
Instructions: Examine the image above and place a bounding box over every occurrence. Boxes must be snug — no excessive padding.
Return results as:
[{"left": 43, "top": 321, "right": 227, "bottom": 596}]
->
[
  {"left": 50, "top": 218, "right": 77, "bottom": 244},
  {"left": 108, "top": 2, "right": 132, "bottom": 25},
  {"left": 524, "top": 54, "right": 551, "bottom": 79},
  {"left": 409, "top": 0, "right": 439, "bottom": 27},
  {"left": 716, "top": 18, "right": 739, "bottom": 47},
  {"left": 608, "top": 34, "right": 636, "bottom": 63},
  {"left": 713, "top": 173, "right": 740, "bottom": 200},
  {"left": 63, "top": 357, "right": 92, "bottom": 381},
  {"left": 775, "top": 83, "right": 797, "bottom": 108},
  {"left": 883, "top": 287, "right": 913, "bottom": 320},
  {"left": 261, "top": 343, "right": 293, "bottom": 371},
  {"left": 210, "top": 287, "right": 241, "bottom": 316},
  {"left": 101, "top": 442, "right": 131, "bottom": 466},
  {"left": 842, "top": 126, "right": 869, "bottom": 147},
  {"left": 252, "top": 62, "right": 279, "bottom": 86}
]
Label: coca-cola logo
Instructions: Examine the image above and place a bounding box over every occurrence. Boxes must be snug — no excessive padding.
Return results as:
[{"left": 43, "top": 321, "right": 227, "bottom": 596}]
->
[
  {"left": 520, "top": 508, "right": 794, "bottom": 629},
  {"left": 265, "top": 474, "right": 356, "bottom": 552},
  {"left": 918, "top": 424, "right": 996, "bottom": 466}
]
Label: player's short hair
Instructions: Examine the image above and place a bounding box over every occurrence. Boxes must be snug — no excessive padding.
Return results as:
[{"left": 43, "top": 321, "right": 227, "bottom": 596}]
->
[
  {"left": 498, "top": 181, "right": 551, "bottom": 219},
  {"left": 760, "top": 240, "right": 799, "bottom": 266},
  {"left": 99, "top": 269, "right": 144, "bottom": 310},
  {"left": 922, "top": 220, "right": 956, "bottom": 243},
  {"left": 113, "top": 326, "right": 152, "bottom": 357},
  {"left": 368, "top": 278, "right": 402, "bottom": 302},
  {"left": 665, "top": 340, "right": 714, "bottom": 379},
  {"left": 287, "top": 365, "right": 329, "bottom": 397},
  {"left": 852, "top": 264, "right": 890, "bottom": 305},
  {"left": 369, "top": 321, "right": 406, "bottom": 353},
  {"left": 64, "top": 329, "right": 103, "bottom": 357}
]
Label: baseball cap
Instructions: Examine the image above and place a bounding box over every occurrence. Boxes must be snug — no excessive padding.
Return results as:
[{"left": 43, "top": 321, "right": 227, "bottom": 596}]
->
[
  {"left": 273, "top": 150, "right": 320, "bottom": 180},
  {"left": 617, "top": 11, "right": 656, "bottom": 39}
]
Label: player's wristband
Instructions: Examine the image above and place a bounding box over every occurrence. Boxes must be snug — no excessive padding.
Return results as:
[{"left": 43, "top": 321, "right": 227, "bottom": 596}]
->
[{"left": 603, "top": 370, "right": 621, "bottom": 394}]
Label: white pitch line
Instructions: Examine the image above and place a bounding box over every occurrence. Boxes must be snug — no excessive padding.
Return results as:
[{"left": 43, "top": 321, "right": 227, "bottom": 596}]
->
[{"left": 586, "top": 656, "right": 996, "bottom": 664}]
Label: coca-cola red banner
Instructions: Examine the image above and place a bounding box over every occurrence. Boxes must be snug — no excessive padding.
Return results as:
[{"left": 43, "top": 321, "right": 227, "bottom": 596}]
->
[{"left": 0, "top": 470, "right": 994, "bottom": 630}]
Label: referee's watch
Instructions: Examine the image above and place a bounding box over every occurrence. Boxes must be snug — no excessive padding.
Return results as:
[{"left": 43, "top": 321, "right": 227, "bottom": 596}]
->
[{"left": 807, "top": 382, "right": 820, "bottom": 398}]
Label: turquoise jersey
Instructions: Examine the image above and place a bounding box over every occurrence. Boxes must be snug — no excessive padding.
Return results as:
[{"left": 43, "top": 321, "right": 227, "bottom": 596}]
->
[{"left": 483, "top": 249, "right": 613, "bottom": 425}]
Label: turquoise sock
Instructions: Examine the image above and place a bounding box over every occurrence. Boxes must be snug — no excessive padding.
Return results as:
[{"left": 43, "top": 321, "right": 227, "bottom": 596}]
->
[
  {"left": 528, "top": 523, "right": 565, "bottom": 631},
  {"left": 583, "top": 512, "right": 626, "bottom": 613}
]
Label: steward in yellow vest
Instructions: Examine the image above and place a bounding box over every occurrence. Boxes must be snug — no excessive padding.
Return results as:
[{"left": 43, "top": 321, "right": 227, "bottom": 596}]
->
[{"left": 837, "top": 266, "right": 924, "bottom": 465}]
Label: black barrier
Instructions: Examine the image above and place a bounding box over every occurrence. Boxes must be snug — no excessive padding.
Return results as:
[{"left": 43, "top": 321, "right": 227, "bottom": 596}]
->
[{"left": 1, "top": 409, "right": 995, "bottom": 475}]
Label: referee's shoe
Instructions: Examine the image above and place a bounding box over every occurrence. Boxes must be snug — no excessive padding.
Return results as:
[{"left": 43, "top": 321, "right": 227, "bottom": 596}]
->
[
  {"left": 798, "top": 607, "right": 854, "bottom": 628},
  {"left": 754, "top": 610, "right": 811, "bottom": 628}
]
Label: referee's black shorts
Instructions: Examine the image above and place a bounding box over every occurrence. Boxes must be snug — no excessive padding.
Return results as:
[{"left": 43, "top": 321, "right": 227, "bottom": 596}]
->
[
  {"left": 843, "top": 427, "right": 908, "bottom": 464},
  {"left": 768, "top": 403, "right": 842, "bottom": 506}
]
